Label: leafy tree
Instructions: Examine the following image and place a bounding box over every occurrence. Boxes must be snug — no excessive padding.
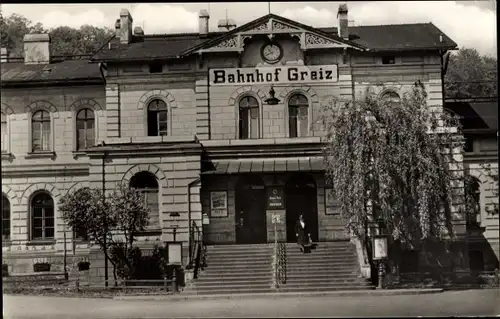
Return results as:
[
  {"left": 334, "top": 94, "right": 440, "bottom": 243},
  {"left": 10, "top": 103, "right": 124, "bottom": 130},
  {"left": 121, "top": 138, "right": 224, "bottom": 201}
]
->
[
  {"left": 58, "top": 185, "right": 150, "bottom": 285},
  {"left": 445, "top": 48, "right": 498, "bottom": 99},
  {"left": 480, "top": 163, "right": 499, "bottom": 216},
  {"left": 320, "top": 82, "right": 462, "bottom": 276},
  {"left": 0, "top": 12, "right": 114, "bottom": 57}
]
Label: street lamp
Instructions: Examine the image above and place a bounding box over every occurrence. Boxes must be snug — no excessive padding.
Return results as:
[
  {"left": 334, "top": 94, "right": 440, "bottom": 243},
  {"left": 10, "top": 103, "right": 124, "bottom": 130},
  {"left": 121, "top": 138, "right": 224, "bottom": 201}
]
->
[
  {"left": 169, "top": 212, "right": 180, "bottom": 242},
  {"left": 373, "top": 217, "right": 389, "bottom": 289}
]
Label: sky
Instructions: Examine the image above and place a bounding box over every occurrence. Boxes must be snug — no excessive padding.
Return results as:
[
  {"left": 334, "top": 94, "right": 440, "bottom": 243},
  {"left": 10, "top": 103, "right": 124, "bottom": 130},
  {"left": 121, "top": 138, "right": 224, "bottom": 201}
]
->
[{"left": 0, "top": 1, "right": 497, "bottom": 57}]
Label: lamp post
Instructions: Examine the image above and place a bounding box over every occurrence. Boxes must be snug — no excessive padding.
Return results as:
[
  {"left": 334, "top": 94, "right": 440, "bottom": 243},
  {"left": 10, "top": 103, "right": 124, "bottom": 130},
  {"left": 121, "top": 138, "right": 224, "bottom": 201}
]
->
[
  {"left": 373, "top": 217, "right": 388, "bottom": 289},
  {"left": 170, "top": 212, "right": 180, "bottom": 242}
]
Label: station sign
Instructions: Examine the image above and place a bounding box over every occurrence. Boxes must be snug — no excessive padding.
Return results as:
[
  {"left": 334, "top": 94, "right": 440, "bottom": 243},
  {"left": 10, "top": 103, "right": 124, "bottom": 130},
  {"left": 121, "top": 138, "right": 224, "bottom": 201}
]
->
[{"left": 209, "top": 65, "right": 338, "bottom": 86}]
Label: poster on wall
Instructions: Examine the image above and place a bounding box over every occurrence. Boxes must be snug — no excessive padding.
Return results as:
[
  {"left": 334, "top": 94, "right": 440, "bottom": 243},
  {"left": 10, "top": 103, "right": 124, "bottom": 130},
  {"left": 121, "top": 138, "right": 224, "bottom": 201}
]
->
[
  {"left": 325, "top": 188, "right": 341, "bottom": 215},
  {"left": 266, "top": 187, "right": 284, "bottom": 210},
  {"left": 210, "top": 191, "right": 228, "bottom": 217}
]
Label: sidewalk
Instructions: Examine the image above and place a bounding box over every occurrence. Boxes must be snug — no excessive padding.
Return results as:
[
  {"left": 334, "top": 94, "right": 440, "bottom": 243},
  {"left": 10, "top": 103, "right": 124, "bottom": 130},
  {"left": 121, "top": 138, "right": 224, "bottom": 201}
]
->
[{"left": 113, "top": 288, "right": 444, "bottom": 301}]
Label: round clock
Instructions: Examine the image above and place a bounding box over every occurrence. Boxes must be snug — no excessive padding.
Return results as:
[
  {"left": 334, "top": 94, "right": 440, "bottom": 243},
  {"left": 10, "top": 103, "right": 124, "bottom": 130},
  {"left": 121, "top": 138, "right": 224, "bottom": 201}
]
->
[{"left": 261, "top": 43, "right": 283, "bottom": 64}]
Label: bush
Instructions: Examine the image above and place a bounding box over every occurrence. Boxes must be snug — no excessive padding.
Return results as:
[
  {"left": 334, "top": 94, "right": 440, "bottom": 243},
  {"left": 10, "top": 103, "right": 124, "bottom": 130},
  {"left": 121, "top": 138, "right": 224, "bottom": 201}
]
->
[{"left": 110, "top": 245, "right": 171, "bottom": 281}]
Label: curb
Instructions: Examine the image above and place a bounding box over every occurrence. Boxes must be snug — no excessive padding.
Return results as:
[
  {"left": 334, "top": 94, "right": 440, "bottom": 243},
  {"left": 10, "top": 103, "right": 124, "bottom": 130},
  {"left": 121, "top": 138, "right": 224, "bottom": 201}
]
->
[{"left": 112, "top": 288, "right": 444, "bottom": 301}]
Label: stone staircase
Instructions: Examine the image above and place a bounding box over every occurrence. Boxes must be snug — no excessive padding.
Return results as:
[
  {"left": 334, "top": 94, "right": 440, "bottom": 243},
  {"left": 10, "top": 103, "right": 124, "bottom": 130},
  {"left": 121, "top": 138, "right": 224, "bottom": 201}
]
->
[
  {"left": 181, "top": 244, "right": 274, "bottom": 295},
  {"left": 181, "top": 241, "right": 373, "bottom": 296},
  {"left": 280, "top": 241, "right": 374, "bottom": 292}
]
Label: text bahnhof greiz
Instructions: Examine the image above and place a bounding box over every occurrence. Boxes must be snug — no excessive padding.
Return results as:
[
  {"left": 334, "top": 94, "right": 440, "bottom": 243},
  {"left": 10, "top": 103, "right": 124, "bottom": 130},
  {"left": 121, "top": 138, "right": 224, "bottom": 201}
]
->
[{"left": 209, "top": 65, "right": 339, "bottom": 85}]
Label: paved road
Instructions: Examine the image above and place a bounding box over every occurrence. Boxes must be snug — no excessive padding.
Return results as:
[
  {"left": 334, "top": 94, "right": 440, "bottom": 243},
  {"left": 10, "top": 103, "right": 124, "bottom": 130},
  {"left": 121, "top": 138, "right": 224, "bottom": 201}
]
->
[{"left": 3, "top": 289, "right": 500, "bottom": 318}]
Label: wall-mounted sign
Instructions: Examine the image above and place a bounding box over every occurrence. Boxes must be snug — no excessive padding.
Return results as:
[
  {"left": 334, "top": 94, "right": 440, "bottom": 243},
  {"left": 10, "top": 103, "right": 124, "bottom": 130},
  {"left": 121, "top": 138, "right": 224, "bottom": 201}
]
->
[
  {"left": 373, "top": 236, "right": 388, "bottom": 260},
  {"left": 167, "top": 242, "right": 182, "bottom": 265},
  {"left": 266, "top": 187, "right": 284, "bottom": 209},
  {"left": 210, "top": 191, "right": 228, "bottom": 217},
  {"left": 202, "top": 213, "right": 210, "bottom": 225},
  {"left": 209, "top": 65, "right": 338, "bottom": 86}
]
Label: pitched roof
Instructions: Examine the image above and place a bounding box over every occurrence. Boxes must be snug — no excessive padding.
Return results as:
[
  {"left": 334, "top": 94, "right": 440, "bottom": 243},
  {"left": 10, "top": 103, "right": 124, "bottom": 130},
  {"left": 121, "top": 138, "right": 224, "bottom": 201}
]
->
[
  {"left": 1, "top": 58, "right": 103, "bottom": 86},
  {"left": 323, "top": 23, "right": 457, "bottom": 51},
  {"left": 91, "top": 15, "right": 457, "bottom": 62},
  {"left": 446, "top": 100, "right": 498, "bottom": 130}
]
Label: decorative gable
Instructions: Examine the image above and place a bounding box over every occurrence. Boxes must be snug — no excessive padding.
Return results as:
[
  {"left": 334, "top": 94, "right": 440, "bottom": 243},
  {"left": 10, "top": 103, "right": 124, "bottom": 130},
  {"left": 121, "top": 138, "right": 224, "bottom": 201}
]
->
[{"left": 182, "top": 14, "right": 365, "bottom": 56}]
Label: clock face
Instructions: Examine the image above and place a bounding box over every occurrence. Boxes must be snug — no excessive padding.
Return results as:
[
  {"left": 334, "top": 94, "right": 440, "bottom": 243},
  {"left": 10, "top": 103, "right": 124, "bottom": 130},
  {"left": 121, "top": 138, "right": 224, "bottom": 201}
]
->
[{"left": 261, "top": 43, "right": 282, "bottom": 63}]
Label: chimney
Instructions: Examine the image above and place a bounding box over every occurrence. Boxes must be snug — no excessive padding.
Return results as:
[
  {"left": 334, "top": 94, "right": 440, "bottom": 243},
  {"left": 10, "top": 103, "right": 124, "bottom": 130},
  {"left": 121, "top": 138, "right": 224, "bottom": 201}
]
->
[
  {"left": 1, "top": 48, "right": 8, "bottom": 63},
  {"left": 337, "top": 3, "right": 349, "bottom": 40},
  {"left": 217, "top": 19, "right": 237, "bottom": 32},
  {"left": 119, "top": 9, "right": 133, "bottom": 44},
  {"left": 199, "top": 9, "right": 210, "bottom": 36},
  {"left": 23, "top": 33, "right": 51, "bottom": 64},
  {"left": 134, "top": 26, "right": 144, "bottom": 36}
]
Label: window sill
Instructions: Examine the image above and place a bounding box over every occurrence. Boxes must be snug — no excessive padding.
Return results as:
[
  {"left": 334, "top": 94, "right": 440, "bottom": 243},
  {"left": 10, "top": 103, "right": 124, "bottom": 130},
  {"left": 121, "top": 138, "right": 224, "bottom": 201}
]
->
[
  {"left": 26, "top": 240, "right": 56, "bottom": 246},
  {"left": 72, "top": 151, "right": 88, "bottom": 159},
  {"left": 134, "top": 229, "right": 162, "bottom": 236},
  {"left": 25, "top": 151, "right": 56, "bottom": 159},
  {"left": 1, "top": 152, "right": 14, "bottom": 160}
]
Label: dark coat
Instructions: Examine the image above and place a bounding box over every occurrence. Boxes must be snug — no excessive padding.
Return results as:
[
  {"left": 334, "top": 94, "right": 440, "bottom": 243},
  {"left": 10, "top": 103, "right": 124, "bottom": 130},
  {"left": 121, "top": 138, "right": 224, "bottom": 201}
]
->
[{"left": 295, "top": 220, "right": 310, "bottom": 246}]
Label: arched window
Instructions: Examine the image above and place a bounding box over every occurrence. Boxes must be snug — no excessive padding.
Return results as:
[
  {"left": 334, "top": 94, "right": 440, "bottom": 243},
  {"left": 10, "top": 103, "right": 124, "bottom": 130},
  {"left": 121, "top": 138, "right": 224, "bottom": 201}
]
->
[
  {"left": 239, "top": 96, "right": 260, "bottom": 139},
  {"left": 2, "top": 195, "right": 10, "bottom": 241},
  {"left": 381, "top": 91, "right": 401, "bottom": 106},
  {"left": 32, "top": 110, "right": 51, "bottom": 152},
  {"left": 76, "top": 108, "right": 95, "bottom": 150},
  {"left": 288, "top": 94, "right": 309, "bottom": 138},
  {"left": 130, "top": 172, "right": 160, "bottom": 229},
  {"left": 31, "top": 192, "right": 54, "bottom": 240},
  {"left": 147, "top": 99, "right": 168, "bottom": 136},
  {"left": 1, "top": 112, "right": 7, "bottom": 152}
]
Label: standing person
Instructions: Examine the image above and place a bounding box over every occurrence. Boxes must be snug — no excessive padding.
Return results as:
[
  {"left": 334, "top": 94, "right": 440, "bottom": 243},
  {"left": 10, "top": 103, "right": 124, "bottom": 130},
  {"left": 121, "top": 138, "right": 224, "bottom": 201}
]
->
[{"left": 295, "top": 214, "right": 311, "bottom": 253}]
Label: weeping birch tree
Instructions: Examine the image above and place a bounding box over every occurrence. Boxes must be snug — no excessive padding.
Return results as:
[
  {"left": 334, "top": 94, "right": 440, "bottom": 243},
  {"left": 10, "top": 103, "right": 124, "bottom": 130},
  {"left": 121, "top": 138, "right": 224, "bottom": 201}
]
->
[{"left": 320, "top": 81, "right": 463, "bottom": 262}]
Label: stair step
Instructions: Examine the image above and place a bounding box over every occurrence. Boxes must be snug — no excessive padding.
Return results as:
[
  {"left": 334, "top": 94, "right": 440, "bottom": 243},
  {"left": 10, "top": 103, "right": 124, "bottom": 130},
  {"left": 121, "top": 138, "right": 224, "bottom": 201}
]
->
[
  {"left": 278, "top": 285, "right": 374, "bottom": 292},
  {"left": 208, "top": 253, "right": 272, "bottom": 259},
  {"left": 205, "top": 266, "right": 273, "bottom": 272},
  {"left": 286, "top": 255, "right": 357, "bottom": 260},
  {"left": 287, "top": 267, "right": 358, "bottom": 273},
  {"left": 196, "top": 275, "right": 271, "bottom": 282},
  {"left": 286, "top": 272, "right": 361, "bottom": 279},
  {"left": 182, "top": 287, "right": 274, "bottom": 295},
  {"left": 208, "top": 261, "right": 271, "bottom": 266},
  {"left": 190, "top": 283, "right": 272, "bottom": 290},
  {"left": 284, "top": 278, "right": 366, "bottom": 285},
  {"left": 194, "top": 279, "right": 271, "bottom": 286}
]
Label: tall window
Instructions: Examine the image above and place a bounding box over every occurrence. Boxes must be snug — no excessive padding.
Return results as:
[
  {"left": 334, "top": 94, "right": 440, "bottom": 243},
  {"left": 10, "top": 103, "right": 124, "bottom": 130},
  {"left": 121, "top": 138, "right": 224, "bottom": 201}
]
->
[
  {"left": 1, "top": 112, "right": 7, "bottom": 152},
  {"left": 381, "top": 91, "right": 401, "bottom": 106},
  {"left": 2, "top": 195, "right": 10, "bottom": 241},
  {"left": 288, "top": 94, "right": 309, "bottom": 138},
  {"left": 32, "top": 110, "right": 51, "bottom": 152},
  {"left": 239, "top": 96, "right": 260, "bottom": 139},
  {"left": 130, "top": 172, "right": 160, "bottom": 229},
  {"left": 147, "top": 99, "right": 168, "bottom": 136},
  {"left": 31, "top": 192, "right": 54, "bottom": 240},
  {"left": 76, "top": 108, "right": 95, "bottom": 150}
]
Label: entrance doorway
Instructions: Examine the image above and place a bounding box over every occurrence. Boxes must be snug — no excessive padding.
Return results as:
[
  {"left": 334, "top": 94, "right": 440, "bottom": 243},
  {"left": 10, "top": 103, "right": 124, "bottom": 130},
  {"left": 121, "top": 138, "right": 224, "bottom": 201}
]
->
[
  {"left": 235, "top": 175, "right": 267, "bottom": 244},
  {"left": 285, "top": 174, "right": 318, "bottom": 243}
]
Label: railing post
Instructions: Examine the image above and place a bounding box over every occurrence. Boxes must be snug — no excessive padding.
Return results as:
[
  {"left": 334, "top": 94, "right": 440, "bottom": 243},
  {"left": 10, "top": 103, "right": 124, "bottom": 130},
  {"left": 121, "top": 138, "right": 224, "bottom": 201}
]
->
[
  {"left": 172, "top": 270, "right": 177, "bottom": 293},
  {"left": 495, "top": 268, "right": 499, "bottom": 286},
  {"left": 164, "top": 276, "right": 168, "bottom": 291}
]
